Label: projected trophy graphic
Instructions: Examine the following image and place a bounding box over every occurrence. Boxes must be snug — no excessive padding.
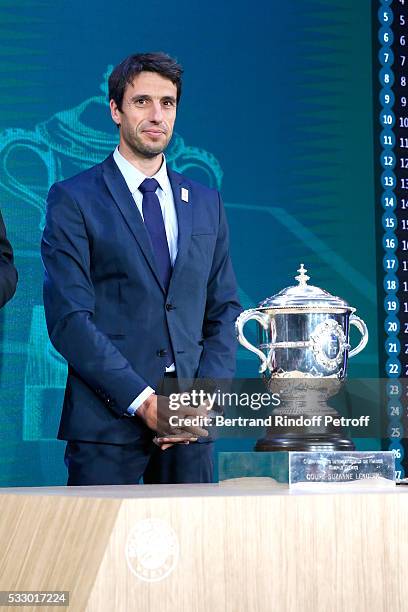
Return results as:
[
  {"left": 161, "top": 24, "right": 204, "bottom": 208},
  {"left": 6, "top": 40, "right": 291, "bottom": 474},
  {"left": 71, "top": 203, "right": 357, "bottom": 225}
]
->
[{"left": 236, "top": 265, "right": 369, "bottom": 451}]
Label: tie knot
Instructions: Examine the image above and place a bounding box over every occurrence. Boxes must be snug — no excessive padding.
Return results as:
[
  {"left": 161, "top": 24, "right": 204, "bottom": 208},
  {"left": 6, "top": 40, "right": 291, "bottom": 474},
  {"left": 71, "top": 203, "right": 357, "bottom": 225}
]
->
[{"left": 139, "top": 178, "right": 159, "bottom": 194}]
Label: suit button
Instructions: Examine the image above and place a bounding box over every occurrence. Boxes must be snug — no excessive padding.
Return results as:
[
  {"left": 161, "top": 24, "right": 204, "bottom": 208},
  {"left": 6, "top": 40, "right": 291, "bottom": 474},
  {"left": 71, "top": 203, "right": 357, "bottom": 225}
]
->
[
  {"left": 166, "top": 303, "right": 175, "bottom": 311},
  {"left": 157, "top": 349, "right": 168, "bottom": 357}
]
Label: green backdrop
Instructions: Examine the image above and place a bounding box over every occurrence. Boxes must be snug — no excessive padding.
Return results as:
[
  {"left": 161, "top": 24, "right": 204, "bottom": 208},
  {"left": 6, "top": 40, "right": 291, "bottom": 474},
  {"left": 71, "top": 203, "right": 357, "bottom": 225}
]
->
[{"left": 0, "top": 0, "right": 378, "bottom": 485}]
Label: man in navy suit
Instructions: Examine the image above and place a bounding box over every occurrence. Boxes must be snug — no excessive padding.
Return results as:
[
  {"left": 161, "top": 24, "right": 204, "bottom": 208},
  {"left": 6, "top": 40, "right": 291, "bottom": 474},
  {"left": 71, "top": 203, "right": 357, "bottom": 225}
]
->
[
  {"left": 0, "top": 210, "right": 17, "bottom": 308},
  {"left": 41, "top": 52, "right": 241, "bottom": 485}
]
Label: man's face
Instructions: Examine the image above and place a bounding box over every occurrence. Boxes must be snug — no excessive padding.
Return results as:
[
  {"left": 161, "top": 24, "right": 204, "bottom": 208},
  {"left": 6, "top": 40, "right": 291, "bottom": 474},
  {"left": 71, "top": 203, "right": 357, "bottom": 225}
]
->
[{"left": 110, "top": 71, "right": 177, "bottom": 159}]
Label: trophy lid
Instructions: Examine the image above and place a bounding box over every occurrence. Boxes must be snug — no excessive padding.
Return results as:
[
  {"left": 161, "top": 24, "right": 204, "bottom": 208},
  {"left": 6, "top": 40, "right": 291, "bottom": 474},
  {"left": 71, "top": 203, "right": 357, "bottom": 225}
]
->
[{"left": 258, "top": 264, "right": 352, "bottom": 311}]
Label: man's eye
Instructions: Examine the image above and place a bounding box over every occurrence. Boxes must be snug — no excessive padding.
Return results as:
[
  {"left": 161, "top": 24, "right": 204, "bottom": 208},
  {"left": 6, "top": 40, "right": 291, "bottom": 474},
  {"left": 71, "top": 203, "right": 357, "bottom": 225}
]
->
[
  {"left": 163, "top": 100, "right": 175, "bottom": 107},
  {"left": 135, "top": 98, "right": 147, "bottom": 105}
]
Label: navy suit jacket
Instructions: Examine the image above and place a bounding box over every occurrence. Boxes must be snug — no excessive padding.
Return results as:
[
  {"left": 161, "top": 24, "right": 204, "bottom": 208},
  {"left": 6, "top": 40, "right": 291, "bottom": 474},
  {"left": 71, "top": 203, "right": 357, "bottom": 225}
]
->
[
  {"left": 0, "top": 210, "right": 17, "bottom": 307},
  {"left": 41, "top": 153, "right": 241, "bottom": 443}
]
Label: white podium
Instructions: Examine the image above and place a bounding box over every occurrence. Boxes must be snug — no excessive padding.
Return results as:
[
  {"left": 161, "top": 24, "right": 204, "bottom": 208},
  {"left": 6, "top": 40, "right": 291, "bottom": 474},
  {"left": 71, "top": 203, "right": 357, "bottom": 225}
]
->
[{"left": 0, "top": 481, "right": 408, "bottom": 611}]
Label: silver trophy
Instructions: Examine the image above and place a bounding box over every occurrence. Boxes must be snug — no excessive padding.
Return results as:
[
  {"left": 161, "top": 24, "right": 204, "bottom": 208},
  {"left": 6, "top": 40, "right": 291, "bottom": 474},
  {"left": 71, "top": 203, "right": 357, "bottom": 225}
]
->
[{"left": 236, "top": 264, "right": 369, "bottom": 451}]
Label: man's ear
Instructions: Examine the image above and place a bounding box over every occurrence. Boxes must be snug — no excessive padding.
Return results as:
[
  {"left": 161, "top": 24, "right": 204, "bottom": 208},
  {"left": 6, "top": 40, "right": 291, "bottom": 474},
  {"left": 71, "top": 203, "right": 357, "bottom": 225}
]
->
[{"left": 110, "top": 99, "right": 121, "bottom": 126}]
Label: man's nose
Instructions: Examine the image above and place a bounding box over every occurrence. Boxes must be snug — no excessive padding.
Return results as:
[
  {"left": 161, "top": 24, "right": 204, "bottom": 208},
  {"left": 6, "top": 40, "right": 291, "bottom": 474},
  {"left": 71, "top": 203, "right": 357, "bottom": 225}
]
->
[{"left": 149, "top": 101, "right": 163, "bottom": 123}]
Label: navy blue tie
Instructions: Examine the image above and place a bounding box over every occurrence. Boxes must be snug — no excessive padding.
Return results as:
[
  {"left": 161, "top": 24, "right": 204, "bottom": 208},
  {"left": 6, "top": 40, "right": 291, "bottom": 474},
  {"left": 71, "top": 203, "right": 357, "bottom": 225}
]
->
[
  {"left": 139, "top": 177, "right": 174, "bottom": 368},
  {"left": 139, "top": 178, "right": 172, "bottom": 291}
]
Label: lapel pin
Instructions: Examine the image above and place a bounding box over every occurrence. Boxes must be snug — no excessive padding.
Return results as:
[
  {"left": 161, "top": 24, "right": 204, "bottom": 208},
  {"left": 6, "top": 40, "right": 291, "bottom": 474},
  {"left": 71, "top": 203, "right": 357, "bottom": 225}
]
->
[{"left": 181, "top": 187, "right": 189, "bottom": 203}]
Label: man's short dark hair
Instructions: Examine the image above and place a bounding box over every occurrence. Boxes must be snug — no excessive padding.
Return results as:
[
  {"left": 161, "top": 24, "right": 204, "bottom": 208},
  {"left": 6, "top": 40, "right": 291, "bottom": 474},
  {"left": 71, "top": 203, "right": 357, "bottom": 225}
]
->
[{"left": 108, "top": 52, "right": 183, "bottom": 111}]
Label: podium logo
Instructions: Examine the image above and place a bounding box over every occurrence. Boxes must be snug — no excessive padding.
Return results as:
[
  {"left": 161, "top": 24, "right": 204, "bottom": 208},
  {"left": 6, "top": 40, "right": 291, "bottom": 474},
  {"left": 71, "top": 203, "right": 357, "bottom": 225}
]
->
[{"left": 125, "top": 518, "right": 179, "bottom": 582}]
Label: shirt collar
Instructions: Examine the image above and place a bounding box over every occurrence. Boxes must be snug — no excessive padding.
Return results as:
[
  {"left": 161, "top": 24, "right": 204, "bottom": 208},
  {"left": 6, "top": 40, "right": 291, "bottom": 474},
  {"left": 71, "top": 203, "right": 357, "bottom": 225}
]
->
[{"left": 113, "top": 146, "right": 170, "bottom": 196}]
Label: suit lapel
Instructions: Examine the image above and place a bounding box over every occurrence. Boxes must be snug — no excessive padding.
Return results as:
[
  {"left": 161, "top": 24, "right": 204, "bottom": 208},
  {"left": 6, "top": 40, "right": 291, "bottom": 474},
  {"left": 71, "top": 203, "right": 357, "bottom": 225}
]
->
[
  {"left": 168, "top": 169, "right": 192, "bottom": 289},
  {"left": 102, "top": 154, "right": 166, "bottom": 294}
]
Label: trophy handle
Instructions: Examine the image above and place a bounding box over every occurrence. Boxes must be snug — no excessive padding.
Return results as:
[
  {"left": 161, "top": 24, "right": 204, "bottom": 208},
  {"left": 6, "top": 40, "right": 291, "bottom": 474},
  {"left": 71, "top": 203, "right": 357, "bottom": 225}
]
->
[
  {"left": 348, "top": 315, "right": 369, "bottom": 358},
  {"left": 236, "top": 309, "right": 270, "bottom": 373}
]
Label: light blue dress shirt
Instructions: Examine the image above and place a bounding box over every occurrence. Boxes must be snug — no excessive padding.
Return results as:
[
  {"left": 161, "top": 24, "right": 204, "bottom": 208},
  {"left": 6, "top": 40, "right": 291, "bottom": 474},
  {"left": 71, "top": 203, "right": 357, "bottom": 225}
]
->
[{"left": 113, "top": 146, "right": 178, "bottom": 414}]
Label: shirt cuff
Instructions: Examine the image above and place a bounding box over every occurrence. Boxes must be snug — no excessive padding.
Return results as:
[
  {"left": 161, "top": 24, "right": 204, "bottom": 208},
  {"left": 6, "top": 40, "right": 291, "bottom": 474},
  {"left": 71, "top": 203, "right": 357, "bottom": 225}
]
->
[{"left": 126, "top": 386, "right": 155, "bottom": 416}]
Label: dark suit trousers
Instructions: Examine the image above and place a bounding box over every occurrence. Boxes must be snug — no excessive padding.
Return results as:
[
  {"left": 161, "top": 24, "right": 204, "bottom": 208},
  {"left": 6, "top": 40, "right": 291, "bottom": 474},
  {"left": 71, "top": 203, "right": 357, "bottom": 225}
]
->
[
  {"left": 64, "top": 438, "right": 214, "bottom": 485},
  {"left": 63, "top": 373, "right": 214, "bottom": 485}
]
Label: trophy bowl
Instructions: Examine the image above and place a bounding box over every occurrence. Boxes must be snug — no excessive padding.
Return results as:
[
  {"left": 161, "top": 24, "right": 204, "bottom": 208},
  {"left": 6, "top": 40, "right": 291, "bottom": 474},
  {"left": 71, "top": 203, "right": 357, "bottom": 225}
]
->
[{"left": 236, "top": 264, "right": 369, "bottom": 451}]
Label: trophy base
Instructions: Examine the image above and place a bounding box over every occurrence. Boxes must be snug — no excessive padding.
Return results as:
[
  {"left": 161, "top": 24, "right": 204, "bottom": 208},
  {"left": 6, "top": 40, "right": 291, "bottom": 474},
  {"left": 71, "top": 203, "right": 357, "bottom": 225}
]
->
[{"left": 255, "top": 434, "right": 355, "bottom": 452}]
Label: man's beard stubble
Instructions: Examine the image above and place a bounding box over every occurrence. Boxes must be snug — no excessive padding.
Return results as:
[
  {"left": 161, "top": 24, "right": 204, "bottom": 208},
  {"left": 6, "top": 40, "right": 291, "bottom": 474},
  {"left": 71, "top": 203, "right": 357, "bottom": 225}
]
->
[{"left": 123, "top": 127, "right": 170, "bottom": 160}]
